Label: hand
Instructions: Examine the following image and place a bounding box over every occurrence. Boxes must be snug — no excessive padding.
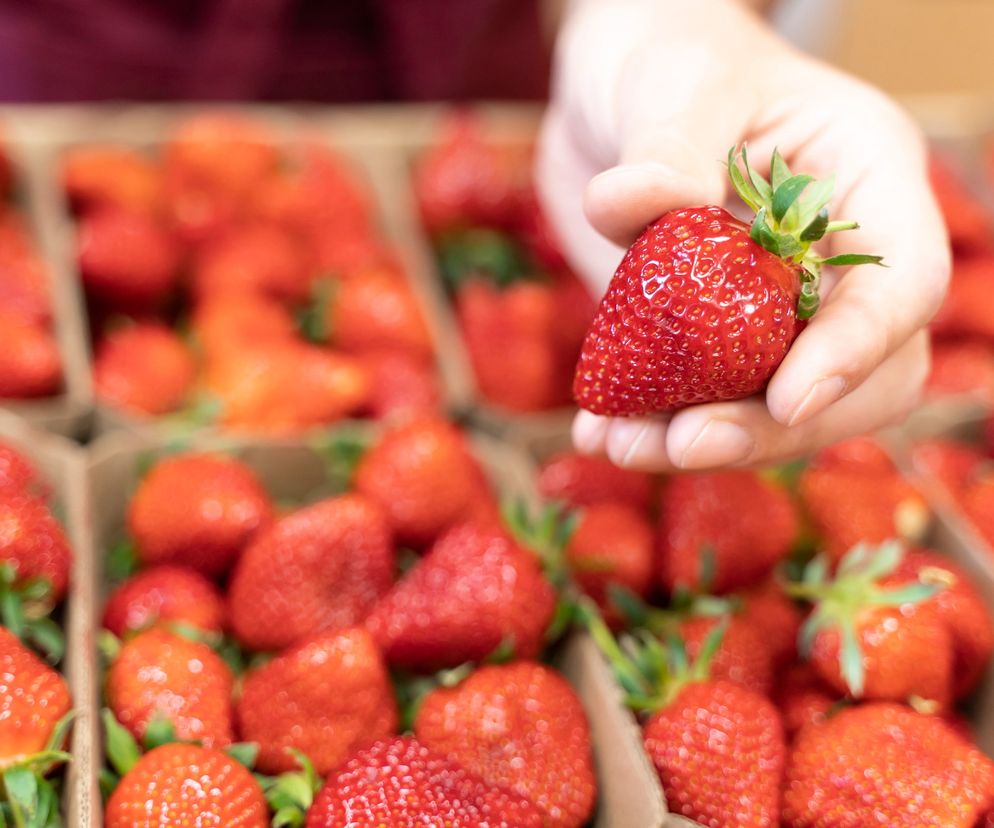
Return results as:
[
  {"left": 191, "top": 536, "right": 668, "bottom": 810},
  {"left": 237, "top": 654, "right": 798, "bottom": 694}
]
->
[{"left": 537, "top": 0, "right": 949, "bottom": 472}]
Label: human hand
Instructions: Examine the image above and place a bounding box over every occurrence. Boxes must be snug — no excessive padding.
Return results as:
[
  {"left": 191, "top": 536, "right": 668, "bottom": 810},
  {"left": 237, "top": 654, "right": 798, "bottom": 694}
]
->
[{"left": 537, "top": 0, "right": 949, "bottom": 472}]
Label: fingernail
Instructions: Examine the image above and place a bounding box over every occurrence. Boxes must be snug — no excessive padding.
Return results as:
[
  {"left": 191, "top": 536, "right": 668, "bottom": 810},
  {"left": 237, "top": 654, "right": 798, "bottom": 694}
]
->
[
  {"left": 677, "top": 420, "right": 754, "bottom": 469},
  {"left": 572, "top": 411, "right": 610, "bottom": 454},
  {"left": 787, "top": 376, "right": 847, "bottom": 427}
]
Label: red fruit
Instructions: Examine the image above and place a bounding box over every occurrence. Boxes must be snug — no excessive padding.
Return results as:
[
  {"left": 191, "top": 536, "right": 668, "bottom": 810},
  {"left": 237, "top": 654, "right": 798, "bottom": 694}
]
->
[
  {"left": 101, "top": 566, "right": 225, "bottom": 638},
  {"left": 361, "top": 350, "right": 442, "bottom": 422},
  {"left": 643, "top": 680, "right": 784, "bottom": 828},
  {"left": 414, "top": 111, "right": 525, "bottom": 235},
  {"left": 932, "top": 254, "right": 994, "bottom": 341},
  {"left": 929, "top": 156, "right": 993, "bottom": 254},
  {"left": 893, "top": 548, "right": 994, "bottom": 698},
  {"left": 105, "top": 743, "right": 267, "bottom": 828},
  {"left": 127, "top": 453, "right": 273, "bottom": 577},
  {"left": 0, "top": 492, "right": 72, "bottom": 602},
  {"left": 327, "top": 267, "right": 434, "bottom": 360},
  {"left": 927, "top": 340, "right": 994, "bottom": 403},
  {"left": 77, "top": 208, "right": 180, "bottom": 309},
  {"left": 237, "top": 627, "right": 397, "bottom": 774},
  {"left": 782, "top": 703, "right": 994, "bottom": 827},
  {"left": 366, "top": 523, "right": 556, "bottom": 672},
  {"left": 536, "top": 451, "right": 653, "bottom": 512},
  {"left": 963, "top": 473, "right": 994, "bottom": 551},
  {"left": 657, "top": 471, "right": 798, "bottom": 594},
  {"left": 305, "top": 737, "right": 543, "bottom": 828},
  {"left": 0, "top": 442, "right": 42, "bottom": 497},
  {"left": 354, "top": 418, "right": 487, "bottom": 547},
  {"left": 192, "top": 223, "right": 312, "bottom": 304},
  {"left": 190, "top": 293, "right": 297, "bottom": 357},
  {"left": 565, "top": 502, "right": 653, "bottom": 623},
  {"left": 93, "top": 323, "right": 196, "bottom": 416},
  {"left": 739, "top": 578, "right": 804, "bottom": 669},
  {"left": 811, "top": 435, "right": 896, "bottom": 473},
  {"left": 0, "top": 311, "right": 61, "bottom": 399},
  {"left": 227, "top": 495, "right": 393, "bottom": 652},
  {"left": 0, "top": 214, "right": 53, "bottom": 324},
  {"left": 679, "top": 615, "right": 775, "bottom": 696},
  {"left": 415, "top": 662, "right": 596, "bottom": 828},
  {"left": 912, "top": 438, "right": 985, "bottom": 493},
  {"left": 62, "top": 146, "right": 161, "bottom": 216},
  {"left": 107, "top": 628, "right": 234, "bottom": 748},
  {"left": 774, "top": 664, "right": 837, "bottom": 739},
  {"left": 0, "top": 627, "right": 71, "bottom": 766}
]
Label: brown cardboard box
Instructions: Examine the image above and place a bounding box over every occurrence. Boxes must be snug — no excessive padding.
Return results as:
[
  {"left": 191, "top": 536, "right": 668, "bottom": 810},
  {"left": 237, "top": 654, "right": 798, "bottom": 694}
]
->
[{"left": 0, "top": 412, "right": 99, "bottom": 826}]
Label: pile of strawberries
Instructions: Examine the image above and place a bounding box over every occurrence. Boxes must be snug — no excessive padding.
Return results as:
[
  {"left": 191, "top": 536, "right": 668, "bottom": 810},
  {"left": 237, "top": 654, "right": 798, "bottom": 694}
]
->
[
  {"left": 0, "top": 440, "right": 75, "bottom": 820},
  {"left": 925, "top": 156, "right": 994, "bottom": 403},
  {"left": 65, "top": 113, "right": 440, "bottom": 433},
  {"left": 98, "top": 417, "right": 598, "bottom": 827},
  {"left": 539, "top": 436, "right": 994, "bottom": 826},
  {"left": 414, "top": 112, "right": 595, "bottom": 413},
  {"left": 0, "top": 145, "right": 62, "bottom": 401}
]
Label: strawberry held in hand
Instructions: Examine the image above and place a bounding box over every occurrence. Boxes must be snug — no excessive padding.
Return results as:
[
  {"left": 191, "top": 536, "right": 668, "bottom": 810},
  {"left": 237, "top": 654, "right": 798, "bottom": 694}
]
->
[{"left": 574, "top": 147, "right": 882, "bottom": 415}]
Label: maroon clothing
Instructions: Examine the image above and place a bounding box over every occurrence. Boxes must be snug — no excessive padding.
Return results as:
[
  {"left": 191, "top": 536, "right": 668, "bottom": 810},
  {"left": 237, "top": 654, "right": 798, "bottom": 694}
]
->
[{"left": 0, "top": 0, "right": 549, "bottom": 102}]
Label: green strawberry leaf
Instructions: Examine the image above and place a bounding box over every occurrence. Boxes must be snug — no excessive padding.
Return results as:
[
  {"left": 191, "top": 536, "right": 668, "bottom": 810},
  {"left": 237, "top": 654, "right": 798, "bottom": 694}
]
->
[
  {"left": 772, "top": 174, "right": 813, "bottom": 223},
  {"left": 838, "top": 619, "right": 865, "bottom": 697},
  {"left": 102, "top": 709, "right": 140, "bottom": 777},
  {"left": 297, "top": 278, "right": 337, "bottom": 344},
  {"left": 726, "top": 147, "right": 763, "bottom": 213},
  {"left": 225, "top": 742, "right": 260, "bottom": 770},
  {"left": 795, "top": 177, "right": 836, "bottom": 230},
  {"left": 23, "top": 619, "right": 63, "bottom": 666},
  {"left": 820, "top": 253, "right": 885, "bottom": 267},
  {"left": 142, "top": 717, "right": 177, "bottom": 751},
  {"left": 106, "top": 540, "right": 139, "bottom": 583},
  {"left": 741, "top": 145, "right": 773, "bottom": 204},
  {"left": 770, "top": 148, "right": 793, "bottom": 190},
  {"left": 800, "top": 208, "right": 829, "bottom": 242}
]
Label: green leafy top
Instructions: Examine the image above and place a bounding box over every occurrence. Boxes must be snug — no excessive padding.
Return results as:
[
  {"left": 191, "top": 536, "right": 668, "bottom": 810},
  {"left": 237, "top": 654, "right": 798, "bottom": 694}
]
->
[
  {"left": 727, "top": 146, "right": 884, "bottom": 319},
  {"left": 788, "top": 540, "right": 943, "bottom": 697}
]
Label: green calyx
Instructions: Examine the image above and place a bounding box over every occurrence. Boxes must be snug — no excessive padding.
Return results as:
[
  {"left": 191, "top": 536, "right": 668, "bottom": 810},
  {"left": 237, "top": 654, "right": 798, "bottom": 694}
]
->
[
  {"left": 789, "top": 540, "right": 943, "bottom": 697},
  {"left": 727, "top": 146, "right": 884, "bottom": 319}
]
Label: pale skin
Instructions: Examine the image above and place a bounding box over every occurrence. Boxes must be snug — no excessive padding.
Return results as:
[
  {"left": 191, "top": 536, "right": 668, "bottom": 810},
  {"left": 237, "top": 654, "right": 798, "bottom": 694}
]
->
[{"left": 538, "top": 0, "right": 950, "bottom": 472}]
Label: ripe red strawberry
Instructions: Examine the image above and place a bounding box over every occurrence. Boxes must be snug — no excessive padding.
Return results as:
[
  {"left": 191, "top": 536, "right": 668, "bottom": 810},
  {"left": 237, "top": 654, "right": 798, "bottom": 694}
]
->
[
  {"left": 679, "top": 614, "right": 775, "bottom": 696},
  {"left": 228, "top": 495, "right": 393, "bottom": 652},
  {"left": 365, "top": 522, "right": 556, "bottom": 671},
  {"left": 62, "top": 146, "right": 162, "bottom": 216},
  {"left": 360, "top": 350, "right": 442, "bottom": 421},
  {"left": 912, "top": 438, "right": 985, "bottom": 493},
  {"left": 797, "top": 542, "right": 953, "bottom": 707},
  {"left": 574, "top": 148, "right": 880, "bottom": 414},
  {"left": 0, "top": 492, "right": 72, "bottom": 603},
  {"left": 565, "top": 502, "right": 653, "bottom": 624},
  {"left": 101, "top": 565, "right": 225, "bottom": 638},
  {"left": 932, "top": 254, "right": 994, "bottom": 341},
  {"left": 0, "top": 441, "right": 42, "bottom": 497},
  {"left": 105, "top": 742, "right": 267, "bottom": 828},
  {"left": 237, "top": 627, "right": 396, "bottom": 774},
  {"left": 191, "top": 223, "right": 312, "bottom": 304},
  {"left": 963, "top": 473, "right": 994, "bottom": 551},
  {"left": 354, "top": 418, "right": 488, "bottom": 547},
  {"left": 190, "top": 293, "right": 297, "bottom": 357},
  {"left": 739, "top": 577, "right": 804, "bottom": 669},
  {"left": 326, "top": 266, "right": 434, "bottom": 360},
  {"left": 0, "top": 627, "right": 71, "bottom": 766},
  {"left": 799, "top": 441, "right": 929, "bottom": 562},
  {"left": 781, "top": 703, "right": 994, "bottom": 827},
  {"left": 128, "top": 453, "right": 272, "bottom": 577},
  {"left": 0, "top": 311, "right": 61, "bottom": 399},
  {"left": 0, "top": 212, "right": 54, "bottom": 325},
  {"left": 774, "top": 663, "right": 837, "bottom": 739},
  {"left": 415, "top": 661, "right": 596, "bottom": 828},
  {"left": 657, "top": 471, "right": 798, "bottom": 594},
  {"left": 77, "top": 207, "right": 180, "bottom": 310},
  {"left": 93, "top": 322, "right": 196, "bottom": 416},
  {"left": 305, "top": 736, "right": 543, "bottom": 828},
  {"left": 893, "top": 548, "right": 994, "bottom": 698},
  {"left": 107, "top": 627, "right": 234, "bottom": 748},
  {"left": 536, "top": 451, "right": 653, "bottom": 512},
  {"left": 927, "top": 340, "right": 994, "bottom": 403},
  {"left": 929, "top": 155, "right": 993, "bottom": 254}
]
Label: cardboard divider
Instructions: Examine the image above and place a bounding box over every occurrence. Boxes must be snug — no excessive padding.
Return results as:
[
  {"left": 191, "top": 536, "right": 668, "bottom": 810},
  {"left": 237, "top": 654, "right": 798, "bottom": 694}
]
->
[
  {"left": 84, "top": 423, "right": 665, "bottom": 827},
  {"left": 0, "top": 412, "right": 99, "bottom": 826}
]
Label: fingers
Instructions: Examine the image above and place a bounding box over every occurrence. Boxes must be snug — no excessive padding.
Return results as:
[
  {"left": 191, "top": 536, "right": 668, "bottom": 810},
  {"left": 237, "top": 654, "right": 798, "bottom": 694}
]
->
[
  {"left": 764, "top": 91, "right": 951, "bottom": 427},
  {"left": 574, "top": 331, "right": 929, "bottom": 472}
]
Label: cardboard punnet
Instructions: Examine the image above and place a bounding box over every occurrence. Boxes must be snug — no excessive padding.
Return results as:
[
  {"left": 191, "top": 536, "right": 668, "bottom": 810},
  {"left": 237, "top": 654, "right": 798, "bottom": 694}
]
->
[
  {"left": 0, "top": 412, "right": 99, "bottom": 826},
  {"left": 84, "top": 424, "right": 666, "bottom": 827}
]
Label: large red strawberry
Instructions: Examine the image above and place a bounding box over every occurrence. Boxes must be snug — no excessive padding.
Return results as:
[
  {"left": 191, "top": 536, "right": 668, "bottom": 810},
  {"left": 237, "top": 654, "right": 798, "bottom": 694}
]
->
[
  {"left": 237, "top": 627, "right": 396, "bottom": 774},
  {"left": 105, "top": 742, "right": 267, "bottom": 828},
  {"left": 927, "top": 340, "right": 994, "bottom": 403},
  {"left": 190, "top": 293, "right": 297, "bottom": 358},
  {"left": 365, "top": 522, "right": 556, "bottom": 671},
  {"left": 360, "top": 350, "right": 442, "bottom": 422},
  {"left": 415, "top": 661, "right": 596, "bottom": 828},
  {"left": 62, "top": 146, "right": 162, "bottom": 216},
  {"left": 0, "top": 441, "right": 43, "bottom": 497},
  {"left": 305, "top": 737, "right": 543, "bottom": 827},
  {"left": 106, "top": 627, "right": 234, "bottom": 748},
  {"left": 93, "top": 322, "right": 196, "bottom": 416},
  {"left": 0, "top": 491, "right": 72, "bottom": 603},
  {"left": 574, "top": 147, "right": 880, "bottom": 414},
  {"left": 227, "top": 494, "right": 393, "bottom": 652},
  {"left": 536, "top": 450, "right": 653, "bottom": 512},
  {"left": 102, "top": 565, "right": 225, "bottom": 638},
  {"left": 781, "top": 703, "right": 994, "bottom": 826},
  {"left": 0, "top": 626, "right": 71, "bottom": 766},
  {"left": 127, "top": 452, "right": 273, "bottom": 577},
  {"left": 354, "top": 418, "right": 489, "bottom": 547},
  {"left": 657, "top": 471, "right": 798, "bottom": 594},
  {"left": 0, "top": 311, "right": 61, "bottom": 399}
]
